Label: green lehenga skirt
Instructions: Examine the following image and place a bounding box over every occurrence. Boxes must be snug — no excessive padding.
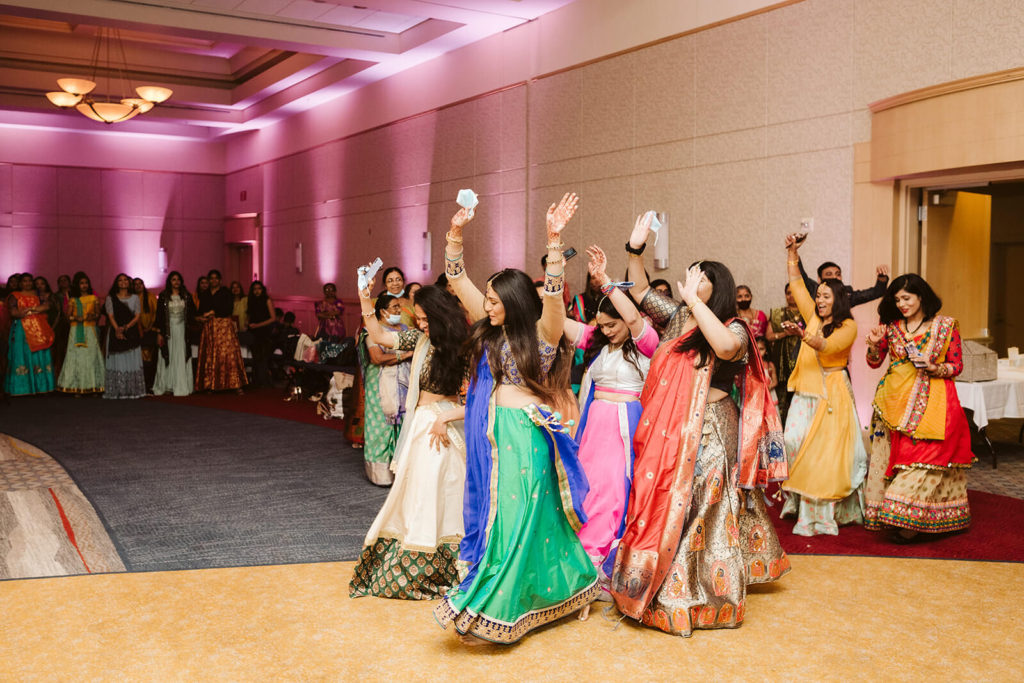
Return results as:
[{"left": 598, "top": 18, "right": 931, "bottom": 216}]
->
[{"left": 434, "top": 406, "right": 598, "bottom": 644}]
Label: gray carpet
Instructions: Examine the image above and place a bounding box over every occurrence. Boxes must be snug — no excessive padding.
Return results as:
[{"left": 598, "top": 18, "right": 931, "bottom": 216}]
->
[{"left": 0, "top": 395, "right": 388, "bottom": 572}]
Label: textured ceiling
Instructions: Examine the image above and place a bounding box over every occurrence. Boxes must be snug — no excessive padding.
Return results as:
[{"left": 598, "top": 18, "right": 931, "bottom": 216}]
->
[{"left": 0, "top": 0, "right": 578, "bottom": 138}]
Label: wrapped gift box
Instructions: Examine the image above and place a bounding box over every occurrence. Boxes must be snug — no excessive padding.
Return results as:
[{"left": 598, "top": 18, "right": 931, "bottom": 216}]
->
[{"left": 959, "top": 340, "right": 997, "bottom": 382}]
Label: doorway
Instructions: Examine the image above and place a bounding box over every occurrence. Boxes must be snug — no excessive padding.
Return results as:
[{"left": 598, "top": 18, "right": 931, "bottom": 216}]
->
[{"left": 914, "top": 181, "right": 1024, "bottom": 354}]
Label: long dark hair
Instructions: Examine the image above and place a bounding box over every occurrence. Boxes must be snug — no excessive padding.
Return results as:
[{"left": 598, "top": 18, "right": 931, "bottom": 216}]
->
[
  {"left": 246, "top": 280, "right": 269, "bottom": 319},
  {"left": 674, "top": 261, "right": 737, "bottom": 368},
  {"left": 34, "top": 276, "right": 53, "bottom": 295},
  {"left": 877, "top": 274, "right": 942, "bottom": 325},
  {"left": 584, "top": 296, "right": 644, "bottom": 377},
  {"left": 162, "top": 270, "right": 189, "bottom": 300},
  {"left": 413, "top": 285, "right": 469, "bottom": 395},
  {"left": 108, "top": 272, "right": 131, "bottom": 299},
  {"left": 467, "top": 268, "right": 561, "bottom": 404},
  {"left": 133, "top": 278, "right": 152, "bottom": 313},
  {"left": 817, "top": 278, "right": 852, "bottom": 337},
  {"left": 71, "top": 271, "right": 93, "bottom": 297}
]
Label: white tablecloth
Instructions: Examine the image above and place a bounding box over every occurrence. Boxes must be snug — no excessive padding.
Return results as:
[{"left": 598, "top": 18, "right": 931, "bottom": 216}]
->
[{"left": 954, "top": 366, "right": 1024, "bottom": 429}]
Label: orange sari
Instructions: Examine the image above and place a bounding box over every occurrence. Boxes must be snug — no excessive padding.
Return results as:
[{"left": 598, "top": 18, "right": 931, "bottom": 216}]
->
[
  {"left": 610, "top": 320, "right": 785, "bottom": 621},
  {"left": 12, "top": 292, "right": 54, "bottom": 352}
]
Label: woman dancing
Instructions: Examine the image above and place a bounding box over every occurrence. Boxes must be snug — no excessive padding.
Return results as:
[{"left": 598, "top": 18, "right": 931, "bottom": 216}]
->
[
  {"left": 780, "top": 234, "right": 867, "bottom": 535},
  {"left": 357, "top": 294, "right": 412, "bottom": 485},
  {"left": 350, "top": 284, "right": 470, "bottom": 599},
  {"left": 610, "top": 212, "right": 788, "bottom": 638},
  {"left": 560, "top": 245, "right": 658, "bottom": 611},
  {"left": 864, "top": 274, "right": 973, "bottom": 541},
  {"left": 434, "top": 193, "right": 598, "bottom": 645}
]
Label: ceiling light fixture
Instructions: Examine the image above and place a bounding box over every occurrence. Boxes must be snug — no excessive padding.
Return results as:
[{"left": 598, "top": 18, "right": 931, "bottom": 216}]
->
[{"left": 45, "top": 27, "right": 172, "bottom": 124}]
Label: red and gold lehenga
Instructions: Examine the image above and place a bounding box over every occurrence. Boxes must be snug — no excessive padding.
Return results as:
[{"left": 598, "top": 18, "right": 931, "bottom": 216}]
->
[
  {"left": 610, "top": 307, "right": 789, "bottom": 638},
  {"left": 864, "top": 316, "right": 973, "bottom": 534}
]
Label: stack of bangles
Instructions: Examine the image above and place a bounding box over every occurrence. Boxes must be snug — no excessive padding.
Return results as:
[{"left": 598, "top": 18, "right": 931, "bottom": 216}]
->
[{"left": 445, "top": 230, "right": 466, "bottom": 279}]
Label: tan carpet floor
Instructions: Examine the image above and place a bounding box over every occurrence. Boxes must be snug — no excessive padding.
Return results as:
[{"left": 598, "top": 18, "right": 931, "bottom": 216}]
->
[{"left": 1, "top": 555, "right": 1020, "bottom": 680}]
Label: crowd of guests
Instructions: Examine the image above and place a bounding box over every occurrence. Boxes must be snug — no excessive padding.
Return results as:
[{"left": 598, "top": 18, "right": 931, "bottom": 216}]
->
[
  {"left": 3, "top": 195, "right": 977, "bottom": 646},
  {"left": 346, "top": 195, "right": 976, "bottom": 647},
  {"left": 0, "top": 269, "right": 328, "bottom": 400}
]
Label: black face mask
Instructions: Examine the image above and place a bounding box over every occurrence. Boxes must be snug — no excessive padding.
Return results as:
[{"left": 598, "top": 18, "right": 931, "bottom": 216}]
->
[{"left": 737, "top": 300, "right": 752, "bottom": 310}]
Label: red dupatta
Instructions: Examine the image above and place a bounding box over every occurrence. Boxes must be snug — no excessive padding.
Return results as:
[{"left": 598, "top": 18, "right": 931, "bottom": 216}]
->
[
  {"left": 610, "top": 319, "right": 785, "bottom": 620},
  {"left": 12, "top": 292, "right": 54, "bottom": 352}
]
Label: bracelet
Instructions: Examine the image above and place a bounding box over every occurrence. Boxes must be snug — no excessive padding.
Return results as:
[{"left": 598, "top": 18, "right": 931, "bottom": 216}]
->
[
  {"left": 361, "top": 311, "right": 375, "bottom": 318},
  {"left": 599, "top": 282, "right": 615, "bottom": 296},
  {"left": 445, "top": 251, "right": 464, "bottom": 262},
  {"left": 445, "top": 230, "right": 463, "bottom": 244},
  {"left": 546, "top": 241, "right": 564, "bottom": 251},
  {"left": 625, "top": 241, "right": 646, "bottom": 255},
  {"left": 545, "top": 256, "right": 564, "bottom": 267},
  {"left": 787, "top": 260, "right": 800, "bottom": 265},
  {"left": 545, "top": 269, "right": 565, "bottom": 278}
]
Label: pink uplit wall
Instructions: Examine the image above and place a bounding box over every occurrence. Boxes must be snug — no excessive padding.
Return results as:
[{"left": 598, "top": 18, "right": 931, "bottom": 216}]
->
[
  {"left": 234, "top": 86, "right": 529, "bottom": 302},
  {"left": 0, "top": 162, "right": 225, "bottom": 291}
]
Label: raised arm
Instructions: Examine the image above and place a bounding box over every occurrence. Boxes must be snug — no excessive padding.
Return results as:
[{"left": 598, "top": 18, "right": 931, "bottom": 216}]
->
[
  {"left": 679, "top": 264, "right": 744, "bottom": 361},
  {"left": 785, "top": 234, "right": 817, "bottom": 323},
  {"left": 357, "top": 277, "right": 398, "bottom": 349},
  {"left": 586, "top": 244, "right": 644, "bottom": 338},
  {"left": 445, "top": 206, "right": 486, "bottom": 322},
  {"left": 538, "top": 192, "right": 578, "bottom": 346},
  {"left": 625, "top": 211, "right": 654, "bottom": 303}
]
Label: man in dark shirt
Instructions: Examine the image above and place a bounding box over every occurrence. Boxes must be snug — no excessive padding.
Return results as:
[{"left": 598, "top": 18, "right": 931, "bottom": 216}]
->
[
  {"left": 195, "top": 269, "right": 248, "bottom": 392},
  {"left": 796, "top": 257, "right": 890, "bottom": 308}
]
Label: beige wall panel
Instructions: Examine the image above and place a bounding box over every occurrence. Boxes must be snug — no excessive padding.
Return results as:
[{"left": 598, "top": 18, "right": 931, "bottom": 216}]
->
[
  {"left": 499, "top": 168, "right": 528, "bottom": 194},
  {"left": 529, "top": 159, "right": 582, "bottom": 192},
  {"left": 852, "top": 109, "right": 873, "bottom": 144},
  {"left": 579, "top": 54, "right": 637, "bottom": 157},
  {"left": 387, "top": 114, "right": 441, "bottom": 190},
  {"left": 634, "top": 139, "right": 695, "bottom": 175},
  {"left": 565, "top": 176, "right": 636, "bottom": 290},
  {"left": 691, "top": 159, "right": 768, "bottom": 291},
  {"left": 527, "top": 70, "right": 582, "bottom": 166},
  {"left": 695, "top": 128, "right": 765, "bottom": 167},
  {"left": 766, "top": 113, "right": 851, "bottom": 158},
  {"left": 435, "top": 103, "right": 478, "bottom": 183},
  {"left": 764, "top": 0, "right": 854, "bottom": 124},
  {"left": 853, "top": 0, "right": 953, "bottom": 105},
  {"left": 497, "top": 190, "right": 529, "bottom": 272},
  {"left": 499, "top": 88, "right": 529, "bottom": 172},
  {"left": 951, "top": 0, "right": 1024, "bottom": 80},
  {"left": 580, "top": 149, "right": 635, "bottom": 184},
  {"left": 694, "top": 15, "right": 767, "bottom": 136},
  {"left": 765, "top": 147, "right": 854, "bottom": 286},
  {"left": 633, "top": 167, "right": 695, "bottom": 284},
  {"left": 474, "top": 92, "right": 505, "bottom": 175},
  {"left": 633, "top": 36, "right": 697, "bottom": 145}
]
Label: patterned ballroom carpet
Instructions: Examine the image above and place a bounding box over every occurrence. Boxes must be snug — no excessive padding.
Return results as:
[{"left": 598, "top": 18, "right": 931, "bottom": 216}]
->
[
  {"left": 1, "top": 393, "right": 1022, "bottom": 582},
  {"left": 0, "top": 394, "right": 387, "bottom": 577}
]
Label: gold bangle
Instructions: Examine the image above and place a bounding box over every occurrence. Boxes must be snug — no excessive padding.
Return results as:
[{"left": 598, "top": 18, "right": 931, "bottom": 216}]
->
[
  {"left": 787, "top": 260, "right": 800, "bottom": 265},
  {"left": 546, "top": 241, "right": 564, "bottom": 251},
  {"left": 545, "top": 256, "right": 564, "bottom": 266},
  {"left": 445, "top": 230, "right": 463, "bottom": 244}
]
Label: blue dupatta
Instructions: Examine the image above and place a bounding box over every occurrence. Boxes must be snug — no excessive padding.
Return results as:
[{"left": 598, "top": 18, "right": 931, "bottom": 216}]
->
[{"left": 458, "top": 351, "right": 590, "bottom": 590}]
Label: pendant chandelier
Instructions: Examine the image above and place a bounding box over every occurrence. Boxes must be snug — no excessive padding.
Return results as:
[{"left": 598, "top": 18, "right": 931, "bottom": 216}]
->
[{"left": 45, "top": 26, "right": 172, "bottom": 124}]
